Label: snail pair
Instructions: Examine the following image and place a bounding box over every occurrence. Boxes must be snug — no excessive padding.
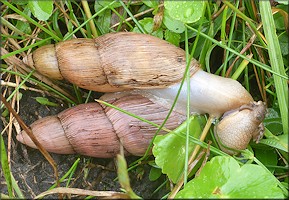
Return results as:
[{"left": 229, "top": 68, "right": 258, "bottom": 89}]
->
[{"left": 17, "top": 32, "right": 266, "bottom": 157}]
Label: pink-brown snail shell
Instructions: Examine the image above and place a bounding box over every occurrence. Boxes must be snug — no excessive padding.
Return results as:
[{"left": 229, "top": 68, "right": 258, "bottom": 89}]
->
[{"left": 17, "top": 93, "right": 185, "bottom": 158}]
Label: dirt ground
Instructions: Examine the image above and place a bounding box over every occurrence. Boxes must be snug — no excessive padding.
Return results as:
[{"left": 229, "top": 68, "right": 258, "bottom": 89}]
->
[{"left": 1, "top": 90, "right": 169, "bottom": 199}]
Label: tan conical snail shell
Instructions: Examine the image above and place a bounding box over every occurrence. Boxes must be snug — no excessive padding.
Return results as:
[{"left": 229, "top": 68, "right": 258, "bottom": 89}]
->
[{"left": 27, "top": 32, "right": 199, "bottom": 92}]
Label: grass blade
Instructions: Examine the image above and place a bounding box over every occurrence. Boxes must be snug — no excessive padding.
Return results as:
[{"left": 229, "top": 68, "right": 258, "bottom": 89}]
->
[
  {"left": 1, "top": 135, "right": 13, "bottom": 197},
  {"left": 185, "top": 25, "right": 288, "bottom": 79},
  {"left": 2, "top": 1, "right": 61, "bottom": 41},
  {"left": 259, "top": 1, "right": 288, "bottom": 135}
]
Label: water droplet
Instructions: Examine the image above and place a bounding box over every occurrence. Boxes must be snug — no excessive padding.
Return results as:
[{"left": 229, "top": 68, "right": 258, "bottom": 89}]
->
[{"left": 185, "top": 8, "right": 194, "bottom": 18}]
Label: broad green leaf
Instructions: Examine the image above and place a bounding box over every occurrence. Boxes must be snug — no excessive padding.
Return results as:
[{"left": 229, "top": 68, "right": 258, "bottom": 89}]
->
[
  {"left": 164, "top": 1, "right": 205, "bottom": 24},
  {"left": 132, "top": 17, "right": 163, "bottom": 38},
  {"left": 15, "top": 6, "right": 32, "bottom": 35},
  {"left": 149, "top": 167, "right": 162, "bottom": 181},
  {"left": 97, "top": 9, "right": 111, "bottom": 34},
  {"left": 15, "top": 20, "right": 31, "bottom": 35},
  {"left": 28, "top": 0, "right": 53, "bottom": 21},
  {"left": 163, "top": 10, "right": 185, "bottom": 33},
  {"left": 278, "top": 31, "right": 288, "bottom": 56},
  {"left": 164, "top": 29, "right": 181, "bottom": 46},
  {"left": 263, "top": 108, "right": 283, "bottom": 135},
  {"left": 142, "top": 0, "right": 159, "bottom": 9},
  {"left": 35, "top": 97, "right": 58, "bottom": 107},
  {"left": 94, "top": 0, "right": 121, "bottom": 11},
  {"left": 254, "top": 149, "right": 278, "bottom": 173},
  {"left": 153, "top": 115, "right": 205, "bottom": 183},
  {"left": 273, "top": 10, "right": 287, "bottom": 31},
  {"left": 176, "top": 156, "right": 284, "bottom": 198}
]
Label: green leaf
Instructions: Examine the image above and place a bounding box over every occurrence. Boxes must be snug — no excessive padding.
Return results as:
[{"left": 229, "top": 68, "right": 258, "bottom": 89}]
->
[
  {"left": 35, "top": 97, "right": 58, "bottom": 107},
  {"left": 15, "top": 20, "right": 31, "bottom": 35},
  {"left": 254, "top": 149, "right": 278, "bottom": 173},
  {"left": 273, "top": 11, "right": 287, "bottom": 31},
  {"left": 176, "top": 156, "right": 284, "bottom": 198},
  {"left": 15, "top": 6, "right": 32, "bottom": 34},
  {"left": 260, "top": 129, "right": 288, "bottom": 152},
  {"left": 94, "top": 0, "right": 121, "bottom": 11},
  {"left": 263, "top": 108, "right": 283, "bottom": 135},
  {"left": 164, "top": 1, "right": 205, "bottom": 24},
  {"left": 12, "top": 0, "right": 28, "bottom": 6},
  {"left": 117, "top": 153, "right": 141, "bottom": 199},
  {"left": 2, "top": 108, "right": 9, "bottom": 117},
  {"left": 97, "top": 9, "right": 111, "bottom": 34},
  {"left": 276, "top": 0, "right": 289, "bottom": 5},
  {"left": 164, "top": 29, "right": 181, "bottom": 46},
  {"left": 149, "top": 167, "right": 162, "bottom": 181},
  {"left": 152, "top": 115, "right": 205, "bottom": 183},
  {"left": 28, "top": 0, "right": 53, "bottom": 21},
  {"left": 132, "top": 17, "right": 163, "bottom": 38},
  {"left": 163, "top": 10, "right": 185, "bottom": 33},
  {"left": 278, "top": 31, "right": 288, "bottom": 56},
  {"left": 142, "top": 0, "right": 159, "bottom": 9}
]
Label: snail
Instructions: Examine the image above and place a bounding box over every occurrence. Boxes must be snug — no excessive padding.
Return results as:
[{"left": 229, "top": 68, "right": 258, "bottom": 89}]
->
[
  {"left": 17, "top": 32, "right": 266, "bottom": 157},
  {"left": 214, "top": 101, "right": 266, "bottom": 154},
  {"left": 17, "top": 93, "right": 186, "bottom": 158},
  {"left": 27, "top": 32, "right": 199, "bottom": 92}
]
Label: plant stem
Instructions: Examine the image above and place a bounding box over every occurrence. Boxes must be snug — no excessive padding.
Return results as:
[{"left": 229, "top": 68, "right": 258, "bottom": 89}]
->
[
  {"left": 81, "top": 0, "right": 98, "bottom": 37},
  {"left": 1, "top": 94, "right": 61, "bottom": 197}
]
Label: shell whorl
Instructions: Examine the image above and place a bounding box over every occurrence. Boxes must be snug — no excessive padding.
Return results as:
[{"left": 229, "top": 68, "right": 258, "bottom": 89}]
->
[{"left": 28, "top": 44, "right": 63, "bottom": 80}]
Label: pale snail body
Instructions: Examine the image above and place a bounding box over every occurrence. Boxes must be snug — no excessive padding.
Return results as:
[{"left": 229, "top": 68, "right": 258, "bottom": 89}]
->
[
  {"left": 139, "top": 70, "right": 253, "bottom": 117},
  {"left": 18, "top": 32, "right": 266, "bottom": 157}
]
